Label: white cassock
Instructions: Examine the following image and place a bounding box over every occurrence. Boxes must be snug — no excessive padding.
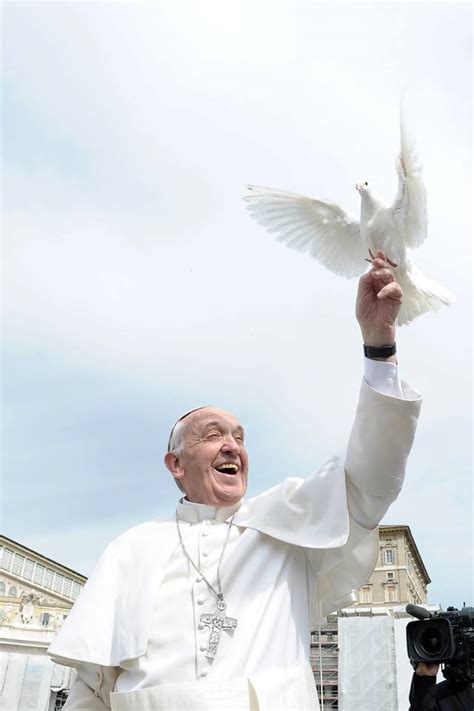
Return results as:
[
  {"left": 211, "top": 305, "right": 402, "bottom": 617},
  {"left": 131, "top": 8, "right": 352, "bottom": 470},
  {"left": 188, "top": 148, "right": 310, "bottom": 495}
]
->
[{"left": 48, "top": 360, "right": 421, "bottom": 710}]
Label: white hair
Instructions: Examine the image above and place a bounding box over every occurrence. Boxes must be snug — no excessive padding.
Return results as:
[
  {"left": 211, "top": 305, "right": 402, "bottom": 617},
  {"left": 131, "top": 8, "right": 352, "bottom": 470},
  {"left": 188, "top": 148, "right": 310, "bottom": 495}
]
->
[
  {"left": 168, "top": 419, "right": 188, "bottom": 493},
  {"left": 167, "top": 406, "right": 212, "bottom": 495},
  {"left": 168, "top": 418, "right": 187, "bottom": 454}
]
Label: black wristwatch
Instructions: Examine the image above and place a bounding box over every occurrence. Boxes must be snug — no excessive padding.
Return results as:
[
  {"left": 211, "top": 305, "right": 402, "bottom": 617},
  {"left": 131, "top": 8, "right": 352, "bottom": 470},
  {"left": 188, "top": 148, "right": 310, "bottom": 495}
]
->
[{"left": 363, "top": 343, "right": 397, "bottom": 359}]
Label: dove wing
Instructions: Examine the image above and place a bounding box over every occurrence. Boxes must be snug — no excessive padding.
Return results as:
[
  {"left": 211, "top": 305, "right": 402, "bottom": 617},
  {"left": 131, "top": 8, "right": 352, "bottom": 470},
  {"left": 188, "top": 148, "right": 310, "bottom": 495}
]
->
[
  {"left": 392, "top": 106, "right": 428, "bottom": 248},
  {"left": 244, "top": 185, "right": 366, "bottom": 278}
]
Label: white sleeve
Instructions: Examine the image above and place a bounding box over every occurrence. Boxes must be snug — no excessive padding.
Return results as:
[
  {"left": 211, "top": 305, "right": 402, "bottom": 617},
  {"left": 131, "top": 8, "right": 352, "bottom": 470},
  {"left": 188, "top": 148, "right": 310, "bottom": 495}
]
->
[
  {"left": 63, "top": 664, "right": 120, "bottom": 710},
  {"left": 345, "top": 377, "right": 422, "bottom": 529},
  {"left": 235, "top": 377, "right": 422, "bottom": 619},
  {"left": 363, "top": 357, "right": 404, "bottom": 398},
  {"left": 63, "top": 677, "right": 109, "bottom": 710}
]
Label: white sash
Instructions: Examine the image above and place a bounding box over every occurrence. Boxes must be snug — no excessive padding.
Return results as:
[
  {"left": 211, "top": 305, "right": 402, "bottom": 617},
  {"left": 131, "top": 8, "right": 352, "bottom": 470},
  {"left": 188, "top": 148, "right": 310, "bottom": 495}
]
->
[{"left": 109, "top": 663, "right": 319, "bottom": 711}]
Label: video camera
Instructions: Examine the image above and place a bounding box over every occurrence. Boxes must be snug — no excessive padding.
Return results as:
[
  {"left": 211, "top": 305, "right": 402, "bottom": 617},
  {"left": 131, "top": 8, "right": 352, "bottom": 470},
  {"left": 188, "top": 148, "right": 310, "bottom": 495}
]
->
[{"left": 406, "top": 604, "right": 474, "bottom": 684}]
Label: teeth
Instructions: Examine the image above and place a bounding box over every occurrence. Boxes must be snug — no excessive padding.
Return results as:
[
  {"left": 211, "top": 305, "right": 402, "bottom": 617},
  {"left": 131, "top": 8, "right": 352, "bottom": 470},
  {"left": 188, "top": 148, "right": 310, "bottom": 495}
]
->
[{"left": 216, "top": 464, "right": 238, "bottom": 473}]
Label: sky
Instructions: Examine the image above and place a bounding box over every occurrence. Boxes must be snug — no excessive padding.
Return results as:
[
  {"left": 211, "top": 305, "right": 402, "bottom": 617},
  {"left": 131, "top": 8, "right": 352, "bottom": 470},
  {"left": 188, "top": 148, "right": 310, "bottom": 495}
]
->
[{"left": 2, "top": 2, "right": 472, "bottom": 611}]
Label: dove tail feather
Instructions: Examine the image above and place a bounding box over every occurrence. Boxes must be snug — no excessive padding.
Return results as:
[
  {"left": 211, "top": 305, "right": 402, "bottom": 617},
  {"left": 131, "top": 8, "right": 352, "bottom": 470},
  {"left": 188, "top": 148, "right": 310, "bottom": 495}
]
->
[
  {"left": 394, "top": 101, "right": 428, "bottom": 248},
  {"left": 401, "top": 173, "right": 427, "bottom": 246},
  {"left": 396, "top": 261, "right": 455, "bottom": 326}
]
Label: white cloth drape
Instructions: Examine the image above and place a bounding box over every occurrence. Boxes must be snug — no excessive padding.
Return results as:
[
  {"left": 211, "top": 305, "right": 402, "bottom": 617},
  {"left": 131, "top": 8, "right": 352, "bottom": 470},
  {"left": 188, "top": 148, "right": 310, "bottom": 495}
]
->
[{"left": 49, "top": 371, "right": 421, "bottom": 710}]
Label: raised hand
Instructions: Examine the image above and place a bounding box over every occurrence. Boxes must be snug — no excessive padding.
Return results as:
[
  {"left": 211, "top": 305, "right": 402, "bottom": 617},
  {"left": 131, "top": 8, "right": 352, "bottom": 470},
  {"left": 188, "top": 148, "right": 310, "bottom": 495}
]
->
[{"left": 356, "top": 250, "right": 403, "bottom": 351}]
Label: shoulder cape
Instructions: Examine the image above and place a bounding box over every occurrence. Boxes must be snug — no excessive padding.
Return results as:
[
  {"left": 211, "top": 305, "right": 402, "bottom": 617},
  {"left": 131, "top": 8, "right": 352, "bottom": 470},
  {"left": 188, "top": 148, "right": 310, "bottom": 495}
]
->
[
  {"left": 48, "top": 379, "right": 421, "bottom": 668},
  {"left": 48, "top": 457, "right": 377, "bottom": 667}
]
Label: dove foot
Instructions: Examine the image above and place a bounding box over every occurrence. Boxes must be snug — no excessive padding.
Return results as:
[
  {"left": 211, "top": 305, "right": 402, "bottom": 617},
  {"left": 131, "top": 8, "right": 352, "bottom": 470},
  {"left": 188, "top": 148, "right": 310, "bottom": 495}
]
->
[{"left": 366, "top": 248, "right": 398, "bottom": 268}]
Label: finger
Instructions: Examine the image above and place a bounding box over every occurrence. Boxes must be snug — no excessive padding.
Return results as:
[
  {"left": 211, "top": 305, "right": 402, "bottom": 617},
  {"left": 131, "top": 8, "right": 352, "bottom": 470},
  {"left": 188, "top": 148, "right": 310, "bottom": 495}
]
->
[
  {"left": 372, "top": 274, "right": 396, "bottom": 298},
  {"left": 372, "top": 253, "right": 398, "bottom": 269},
  {"left": 372, "top": 267, "right": 395, "bottom": 284},
  {"left": 373, "top": 255, "right": 398, "bottom": 269},
  {"left": 358, "top": 268, "right": 375, "bottom": 289},
  {"left": 359, "top": 266, "right": 393, "bottom": 294},
  {"left": 377, "top": 282, "right": 403, "bottom": 301}
]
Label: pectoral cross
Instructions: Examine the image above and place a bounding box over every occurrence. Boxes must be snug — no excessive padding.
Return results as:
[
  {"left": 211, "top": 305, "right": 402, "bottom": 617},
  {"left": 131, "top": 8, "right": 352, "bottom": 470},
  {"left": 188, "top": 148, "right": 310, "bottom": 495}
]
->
[{"left": 200, "top": 597, "right": 238, "bottom": 659}]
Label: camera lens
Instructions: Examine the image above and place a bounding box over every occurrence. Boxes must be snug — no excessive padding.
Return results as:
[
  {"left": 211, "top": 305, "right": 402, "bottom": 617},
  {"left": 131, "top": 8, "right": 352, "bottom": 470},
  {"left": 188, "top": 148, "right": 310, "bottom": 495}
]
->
[
  {"left": 414, "top": 623, "right": 451, "bottom": 659},
  {"left": 420, "top": 628, "right": 442, "bottom": 655}
]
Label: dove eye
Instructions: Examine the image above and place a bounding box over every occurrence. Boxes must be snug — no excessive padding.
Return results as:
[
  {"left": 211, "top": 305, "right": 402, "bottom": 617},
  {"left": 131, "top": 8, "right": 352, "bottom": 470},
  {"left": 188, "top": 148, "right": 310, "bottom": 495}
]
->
[{"left": 365, "top": 181, "right": 368, "bottom": 186}]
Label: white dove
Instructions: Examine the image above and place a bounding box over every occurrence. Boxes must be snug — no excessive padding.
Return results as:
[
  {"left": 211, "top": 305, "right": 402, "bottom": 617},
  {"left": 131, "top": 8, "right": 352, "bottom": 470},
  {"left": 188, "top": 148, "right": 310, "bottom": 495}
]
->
[{"left": 244, "top": 109, "right": 454, "bottom": 326}]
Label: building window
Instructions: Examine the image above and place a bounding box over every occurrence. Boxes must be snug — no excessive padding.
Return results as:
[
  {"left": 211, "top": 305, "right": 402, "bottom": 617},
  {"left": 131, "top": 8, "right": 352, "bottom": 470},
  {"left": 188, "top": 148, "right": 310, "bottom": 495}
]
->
[
  {"left": 385, "top": 584, "right": 398, "bottom": 603},
  {"left": 71, "top": 582, "right": 82, "bottom": 599},
  {"left": 53, "top": 574, "right": 65, "bottom": 594},
  {"left": 0, "top": 608, "right": 4, "bottom": 622},
  {"left": 360, "top": 586, "right": 372, "bottom": 604},
  {"left": 1, "top": 548, "right": 13, "bottom": 571},
  {"left": 63, "top": 578, "right": 72, "bottom": 598},
  {"left": 23, "top": 559, "right": 35, "bottom": 581},
  {"left": 386, "top": 571, "right": 395, "bottom": 580},
  {"left": 8, "top": 586, "right": 18, "bottom": 597},
  {"left": 0, "top": 582, "right": 5, "bottom": 595},
  {"left": 34, "top": 564, "right": 45, "bottom": 586},
  {"left": 40, "top": 612, "right": 50, "bottom": 626},
  {"left": 44, "top": 569, "right": 54, "bottom": 589},
  {"left": 12, "top": 554, "right": 25, "bottom": 576},
  {"left": 383, "top": 548, "right": 396, "bottom": 565}
]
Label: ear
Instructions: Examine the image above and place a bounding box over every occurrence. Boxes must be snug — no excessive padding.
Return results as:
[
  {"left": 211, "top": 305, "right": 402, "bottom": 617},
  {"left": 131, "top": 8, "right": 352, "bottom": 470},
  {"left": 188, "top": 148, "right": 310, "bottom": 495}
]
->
[{"left": 164, "top": 451, "right": 185, "bottom": 484}]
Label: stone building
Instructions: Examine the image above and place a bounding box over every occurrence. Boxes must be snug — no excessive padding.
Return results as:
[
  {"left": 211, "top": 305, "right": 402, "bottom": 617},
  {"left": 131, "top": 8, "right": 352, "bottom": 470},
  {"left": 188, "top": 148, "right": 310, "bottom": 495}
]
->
[
  {"left": 0, "top": 535, "right": 86, "bottom": 711},
  {"left": 311, "top": 524, "right": 432, "bottom": 709},
  {"left": 358, "top": 525, "right": 430, "bottom": 607}
]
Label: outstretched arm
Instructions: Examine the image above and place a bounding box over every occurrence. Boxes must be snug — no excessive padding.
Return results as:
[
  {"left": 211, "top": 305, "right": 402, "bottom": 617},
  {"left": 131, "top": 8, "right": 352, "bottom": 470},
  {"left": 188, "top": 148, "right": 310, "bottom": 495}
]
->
[{"left": 346, "top": 250, "right": 422, "bottom": 529}]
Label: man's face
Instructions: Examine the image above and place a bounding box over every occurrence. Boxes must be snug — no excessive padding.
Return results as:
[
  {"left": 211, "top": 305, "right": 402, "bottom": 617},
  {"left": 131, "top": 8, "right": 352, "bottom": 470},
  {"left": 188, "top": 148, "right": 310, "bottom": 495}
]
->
[{"left": 164, "top": 408, "right": 249, "bottom": 506}]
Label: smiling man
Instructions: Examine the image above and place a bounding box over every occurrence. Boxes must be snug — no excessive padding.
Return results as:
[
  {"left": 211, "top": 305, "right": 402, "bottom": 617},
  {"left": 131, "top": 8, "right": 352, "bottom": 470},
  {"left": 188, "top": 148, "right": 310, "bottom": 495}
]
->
[
  {"left": 165, "top": 407, "right": 249, "bottom": 506},
  {"left": 49, "top": 251, "right": 422, "bottom": 710}
]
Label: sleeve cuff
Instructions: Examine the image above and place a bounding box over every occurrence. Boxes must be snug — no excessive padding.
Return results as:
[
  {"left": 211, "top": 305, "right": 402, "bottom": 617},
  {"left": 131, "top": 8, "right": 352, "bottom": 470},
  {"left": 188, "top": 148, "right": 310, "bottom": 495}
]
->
[{"left": 364, "top": 356, "right": 404, "bottom": 398}]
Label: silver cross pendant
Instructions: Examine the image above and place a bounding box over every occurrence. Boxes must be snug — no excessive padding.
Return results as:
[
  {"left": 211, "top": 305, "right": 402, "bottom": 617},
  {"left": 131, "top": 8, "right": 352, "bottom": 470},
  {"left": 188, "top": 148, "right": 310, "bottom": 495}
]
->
[{"left": 200, "top": 597, "right": 238, "bottom": 659}]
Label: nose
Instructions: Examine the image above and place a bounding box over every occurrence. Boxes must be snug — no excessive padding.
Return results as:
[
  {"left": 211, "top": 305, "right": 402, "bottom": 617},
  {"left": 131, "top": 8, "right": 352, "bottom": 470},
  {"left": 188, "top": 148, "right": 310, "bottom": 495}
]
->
[{"left": 221, "top": 436, "right": 240, "bottom": 454}]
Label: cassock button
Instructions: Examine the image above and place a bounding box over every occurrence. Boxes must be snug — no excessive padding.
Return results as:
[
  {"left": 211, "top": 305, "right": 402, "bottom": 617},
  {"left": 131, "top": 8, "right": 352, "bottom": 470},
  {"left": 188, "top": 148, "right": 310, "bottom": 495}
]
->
[
  {"left": 195, "top": 576, "right": 203, "bottom": 583},
  {"left": 202, "top": 551, "right": 209, "bottom": 557},
  {"left": 202, "top": 531, "right": 208, "bottom": 537},
  {"left": 198, "top": 623, "right": 205, "bottom": 630},
  {"left": 200, "top": 645, "right": 207, "bottom": 652},
  {"left": 200, "top": 670, "right": 208, "bottom": 678},
  {"left": 197, "top": 599, "right": 205, "bottom": 605}
]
